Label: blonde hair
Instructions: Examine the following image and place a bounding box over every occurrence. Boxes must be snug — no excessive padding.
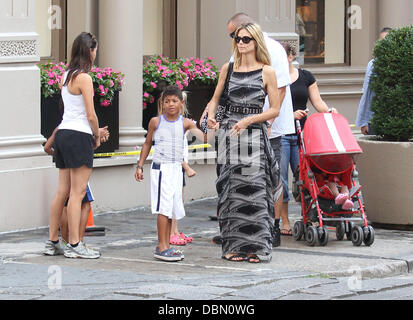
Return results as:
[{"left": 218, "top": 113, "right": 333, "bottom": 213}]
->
[
  {"left": 157, "top": 90, "right": 188, "bottom": 117},
  {"left": 232, "top": 23, "right": 271, "bottom": 70}
]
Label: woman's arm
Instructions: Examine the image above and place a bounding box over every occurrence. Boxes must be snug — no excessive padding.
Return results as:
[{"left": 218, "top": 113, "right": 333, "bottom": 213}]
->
[
  {"left": 308, "top": 82, "right": 329, "bottom": 113},
  {"left": 135, "top": 117, "right": 158, "bottom": 182},
  {"left": 230, "top": 66, "right": 280, "bottom": 136},
  {"left": 78, "top": 73, "right": 100, "bottom": 149},
  {"left": 207, "top": 63, "right": 229, "bottom": 128},
  {"left": 308, "top": 82, "right": 337, "bottom": 113}
]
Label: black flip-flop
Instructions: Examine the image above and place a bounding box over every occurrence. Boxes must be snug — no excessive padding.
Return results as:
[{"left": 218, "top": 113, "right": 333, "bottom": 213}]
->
[{"left": 281, "top": 229, "right": 293, "bottom": 236}]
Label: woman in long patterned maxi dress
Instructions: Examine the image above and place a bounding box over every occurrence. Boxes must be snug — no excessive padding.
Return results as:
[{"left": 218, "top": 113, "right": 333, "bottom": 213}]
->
[{"left": 207, "top": 23, "right": 282, "bottom": 263}]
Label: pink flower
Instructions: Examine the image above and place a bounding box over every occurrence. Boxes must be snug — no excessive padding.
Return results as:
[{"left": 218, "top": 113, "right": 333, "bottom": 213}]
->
[
  {"left": 99, "top": 85, "right": 105, "bottom": 92},
  {"left": 143, "top": 102, "right": 147, "bottom": 109},
  {"left": 150, "top": 82, "right": 157, "bottom": 89},
  {"left": 143, "top": 92, "right": 149, "bottom": 98},
  {"left": 101, "top": 100, "right": 111, "bottom": 107},
  {"left": 109, "top": 80, "right": 114, "bottom": 88},
  {"left": 176, "top": 80, "right": 183, "bottom": 90},
  {"left": 48, "top": 80, "right": 55, "bottom": 85},
  {"left": 96, "top": 73, "right": 103, "bottom": 79}
]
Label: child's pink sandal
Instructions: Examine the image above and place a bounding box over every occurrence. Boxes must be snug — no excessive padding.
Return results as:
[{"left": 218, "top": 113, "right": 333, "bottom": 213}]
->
[
  {"left": 180, "top": 232, "right": 193, "bottom": 243},
  {"left": 170, "top": 234, "right": 187, "bottom": 246},
  {"left": 335, "top": 193, "right": 349, "bottom": 205},
  {"left": 342, "top": 199, "right": 354, "bottom": 210}
]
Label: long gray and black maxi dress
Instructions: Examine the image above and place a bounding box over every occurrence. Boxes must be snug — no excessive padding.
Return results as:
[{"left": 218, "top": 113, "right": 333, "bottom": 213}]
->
[{"left": 216, "top": 68, "right": 281, "bottom": 262}]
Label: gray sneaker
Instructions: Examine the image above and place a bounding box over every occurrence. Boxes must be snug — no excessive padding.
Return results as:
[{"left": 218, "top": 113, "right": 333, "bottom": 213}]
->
[
  {"left": 64, "top": 241, "right": 100, "bottom": 259},
  {"left": 83, "top": 242, "right": 101, "bottom": 257},
  {"left": 43, "top": 239, "right": 66, "bottom": 256}
]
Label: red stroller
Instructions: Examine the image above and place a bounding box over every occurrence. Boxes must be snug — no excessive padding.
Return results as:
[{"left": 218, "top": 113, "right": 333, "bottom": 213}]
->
[{"left": 292, "top": 113, "right": 375, "bottom": 247}]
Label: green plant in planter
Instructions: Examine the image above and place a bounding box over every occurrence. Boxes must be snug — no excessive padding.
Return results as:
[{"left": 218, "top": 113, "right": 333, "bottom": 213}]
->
[
  {"left": 370, "top": 25, "right": 413, "bottom": 142},
  {"left": 142, "top": 54, "right": 219, "bottom": 109}
]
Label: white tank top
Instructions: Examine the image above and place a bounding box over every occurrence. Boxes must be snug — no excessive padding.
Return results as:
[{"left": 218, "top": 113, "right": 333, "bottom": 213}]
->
[
  {"left": 152, "top": 115, "right": 185, "bottom": 164},
  {"left": 58, "top": 72, "right": 93, "bottom": 135}
]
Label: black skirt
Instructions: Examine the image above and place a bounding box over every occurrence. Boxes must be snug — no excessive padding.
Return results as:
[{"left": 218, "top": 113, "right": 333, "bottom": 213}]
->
[{"left": 54, "top": 129, "right": 94, "bottom": 169}]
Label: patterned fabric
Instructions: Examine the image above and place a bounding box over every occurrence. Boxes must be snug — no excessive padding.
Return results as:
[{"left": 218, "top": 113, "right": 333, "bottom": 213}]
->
[
  {"left": 200, "top": 105, "right": 226, "bottom": 134},
  {"left": 216, "top": 69, "right": 282, "bottom": 262}
]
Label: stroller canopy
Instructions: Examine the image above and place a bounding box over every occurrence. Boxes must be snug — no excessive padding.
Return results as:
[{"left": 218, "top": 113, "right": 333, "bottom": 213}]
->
[{"left": 302, "top": 113, "right": 362, "bottom": 156}]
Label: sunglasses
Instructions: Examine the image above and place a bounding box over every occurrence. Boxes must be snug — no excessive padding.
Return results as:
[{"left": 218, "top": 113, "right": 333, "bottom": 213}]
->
[
  {"left": 229, "top": 31, "right": 236, "bottom": 39},
  {"left": 235, "top": 36, "right": 255, "bottom": 44}
]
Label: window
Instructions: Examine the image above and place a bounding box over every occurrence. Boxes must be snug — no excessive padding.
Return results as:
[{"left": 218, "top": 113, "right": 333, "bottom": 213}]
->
[{"left": 296, "top": 0, "right": 350, "bottom": 65}]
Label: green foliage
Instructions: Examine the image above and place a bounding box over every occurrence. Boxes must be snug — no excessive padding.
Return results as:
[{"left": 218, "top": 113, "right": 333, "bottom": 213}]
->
[
  {"left": 142, "top": 54, "right": 219, "bottom": 109},
  {"left": 370, "top": 25, "right": 413, "bottom": 141},
  {"left": 38, "top": 62, "right": 124, "bottom": 107}
]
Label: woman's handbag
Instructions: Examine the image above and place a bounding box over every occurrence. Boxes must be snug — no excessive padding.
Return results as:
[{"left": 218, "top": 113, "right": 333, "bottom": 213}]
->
[{"left": 200, "top": 62, "right": 234, "bottom": 133}]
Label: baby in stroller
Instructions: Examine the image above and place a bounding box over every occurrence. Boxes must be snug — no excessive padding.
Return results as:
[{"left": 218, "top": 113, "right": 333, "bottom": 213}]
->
[{"left": 313, "top": 170, "right": 354, "bottom": 210}]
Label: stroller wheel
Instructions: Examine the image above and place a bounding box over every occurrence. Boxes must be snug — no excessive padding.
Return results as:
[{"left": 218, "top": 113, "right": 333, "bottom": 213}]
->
[
  {"left": 317, "top": 226, "right": 329, "bottom": 246},
  {"left": 293, "top": 221, "right": 305, "bottom": 241},
  {"left": 336, "top": 222, "right": 346, "bottom": 241},
  {"left": 305, "top": 226, "right": 319, "bottom": 247},
  {"left": 346, "top": 221, "right": 355, "bottom": 241},
  {"left": 363, "top": 226, "right": 375, "bottom": 246},
  {"left": 351, "top": 226, "right": 364, "bottom": 246}
]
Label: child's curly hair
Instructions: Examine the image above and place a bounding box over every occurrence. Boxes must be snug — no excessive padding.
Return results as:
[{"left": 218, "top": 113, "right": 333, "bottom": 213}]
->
[{"left": 157, "top": 85, "right": 188, "bottom": 117}]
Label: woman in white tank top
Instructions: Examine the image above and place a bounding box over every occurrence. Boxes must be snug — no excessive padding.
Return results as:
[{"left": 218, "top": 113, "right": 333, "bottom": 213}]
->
[{"left": 45, "top": 32, "right": 101, "bottom": 259}]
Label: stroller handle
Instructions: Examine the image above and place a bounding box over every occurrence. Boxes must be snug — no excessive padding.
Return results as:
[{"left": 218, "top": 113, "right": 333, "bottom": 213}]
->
[{"left": 295, "top": 120, "right": 302, "bottom": 135}]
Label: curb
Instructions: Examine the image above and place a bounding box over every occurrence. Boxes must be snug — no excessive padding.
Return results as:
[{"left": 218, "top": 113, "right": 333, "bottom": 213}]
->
[{"left": 324, "top": 260, "right": 411, "bottom": 279}]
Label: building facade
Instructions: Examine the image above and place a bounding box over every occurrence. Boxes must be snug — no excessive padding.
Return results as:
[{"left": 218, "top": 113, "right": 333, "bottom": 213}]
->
[{"left": 0, "top": 0, "right": 412, "bottom": 232}]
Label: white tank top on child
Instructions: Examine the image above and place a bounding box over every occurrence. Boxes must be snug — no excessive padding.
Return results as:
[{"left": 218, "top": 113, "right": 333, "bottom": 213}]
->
[
  {"left": 58, "top": 72, "right": 93, "bottom": 135},
  {"left": 152, "top": 115, "right": 185, "bottom": 164}
]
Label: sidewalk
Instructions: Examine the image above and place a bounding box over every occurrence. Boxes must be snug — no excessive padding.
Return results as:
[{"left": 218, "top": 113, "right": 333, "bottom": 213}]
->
[{"left": 0, "top": 197, "right": 413, "bottom": 300}]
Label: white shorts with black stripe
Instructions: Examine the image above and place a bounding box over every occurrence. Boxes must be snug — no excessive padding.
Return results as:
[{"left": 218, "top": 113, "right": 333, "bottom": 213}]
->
[{"left": 150, "top": 162, "right": 185, "bottom": 220}]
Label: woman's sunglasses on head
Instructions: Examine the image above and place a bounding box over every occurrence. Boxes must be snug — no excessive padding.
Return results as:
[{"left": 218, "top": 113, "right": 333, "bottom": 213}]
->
[{"left": 235, "top": 36, "right": 255, "bottom": 44}]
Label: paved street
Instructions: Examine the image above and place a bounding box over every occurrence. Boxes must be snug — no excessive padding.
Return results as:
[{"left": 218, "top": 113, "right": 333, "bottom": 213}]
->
[{"left": 1, "top": 197, "right": 413, "bottom": 301}]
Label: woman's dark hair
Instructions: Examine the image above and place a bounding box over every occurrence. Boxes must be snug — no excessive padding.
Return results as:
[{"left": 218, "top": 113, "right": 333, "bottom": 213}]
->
[
  {"left": 64, "top": 32, "right": 98, "bottom": 86},
  {"left": 282, "top": 42, "right": 297, "bottom": 57}
]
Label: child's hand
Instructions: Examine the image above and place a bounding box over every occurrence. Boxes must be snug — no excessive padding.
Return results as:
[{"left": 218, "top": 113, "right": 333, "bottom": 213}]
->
[
  {"left": 135, "top": 167, "right": 144, "bottom": 182},
  {"left": 44, "top": 145, "right": 54, "bottom": 156}
]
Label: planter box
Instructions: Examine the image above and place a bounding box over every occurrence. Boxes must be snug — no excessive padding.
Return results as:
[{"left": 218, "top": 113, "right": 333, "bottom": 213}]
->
[
  {"left": 357, "top": 136, "right": 413, "bottom": 230},
  {"left": 40, "top": 91, "right": 120, "bottom": 153},
  {"left": 183, "top": 84, "right": 215, "bottom": 124},
  {"left": 142, "top": 85, "right": 215, "bottom": 131},
  {"left": 41, "top": 94, "right": 63, "bottom": 140}
]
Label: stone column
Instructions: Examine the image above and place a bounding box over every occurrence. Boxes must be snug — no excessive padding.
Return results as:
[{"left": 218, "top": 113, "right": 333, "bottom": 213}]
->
[
  {"left": 98, "top": 0, "right": 146, "bottom": 150},
  {"left": 0, "top": 0, "right": 58, "bottom": 232}
]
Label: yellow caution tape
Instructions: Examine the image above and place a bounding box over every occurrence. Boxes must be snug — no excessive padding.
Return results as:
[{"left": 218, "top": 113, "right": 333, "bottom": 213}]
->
[{"left": 94, "top": 144, "right": 212, "bottom": 158}]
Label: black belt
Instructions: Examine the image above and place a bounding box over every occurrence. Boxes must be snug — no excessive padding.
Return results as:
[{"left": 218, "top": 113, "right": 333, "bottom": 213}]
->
[{"left": 226, "top": 105, "right": 262, "bottom": 115}]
